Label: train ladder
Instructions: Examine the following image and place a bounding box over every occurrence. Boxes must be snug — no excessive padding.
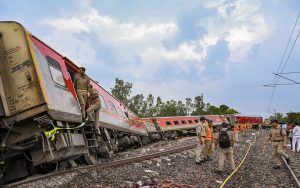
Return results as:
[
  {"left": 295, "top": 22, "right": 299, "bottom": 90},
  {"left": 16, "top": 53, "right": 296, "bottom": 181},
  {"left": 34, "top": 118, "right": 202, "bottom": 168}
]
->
[{"left": 82, "top": 122, "right": 98, "bottom": 149}]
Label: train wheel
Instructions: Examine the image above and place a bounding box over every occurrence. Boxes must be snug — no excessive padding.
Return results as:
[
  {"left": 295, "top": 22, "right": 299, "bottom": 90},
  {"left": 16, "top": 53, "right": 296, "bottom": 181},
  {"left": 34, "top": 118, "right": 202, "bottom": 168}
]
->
[{"left": 84, "top": 148, "right": 98, "bottom": 165}]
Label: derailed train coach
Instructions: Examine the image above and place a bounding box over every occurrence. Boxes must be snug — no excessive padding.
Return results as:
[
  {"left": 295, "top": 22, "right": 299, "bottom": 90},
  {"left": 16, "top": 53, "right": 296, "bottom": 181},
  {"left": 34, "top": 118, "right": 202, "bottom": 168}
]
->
[
  {"left": 225, "top": 114, "right": 263, "bottom": 128},
  {"left": 0, "top": 21, "right": 150, "bottom": 183},
  {"left": 143, "top": 115, "right": 229, "bottom": 139}
]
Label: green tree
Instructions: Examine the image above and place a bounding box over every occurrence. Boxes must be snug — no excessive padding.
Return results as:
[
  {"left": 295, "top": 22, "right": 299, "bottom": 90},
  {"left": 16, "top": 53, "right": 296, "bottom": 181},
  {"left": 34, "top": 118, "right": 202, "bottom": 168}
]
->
[
  {"left": 111, "top": 78, "right": 240, "bottom": 118},
  {"left": 275, "top": 113, "right": 287, "bottom": 123},
  {"left": 111, "top": 78, "right": 132, "bottom": 106},
  {"left": 219, "top": 104, "right": 229, "bottom": 114},
  {"left": 185, "top": 97, "right": 194, "bottom": 116},
  {"left": 128, "top": 94, "right": 145, "bottom": 116},
  {"left": 191, "top": 94, "right": 205, "bottom": 115},
  {"left": 225, "top": 108, "right": 239, "bottom": 114},
  {"left": 154, "top": 97, "right": 164, "bottom": 117},
  {"left": 286, "top": 112, "right": 300, "bottom": 124},
  {"left": 161, "top": 100, "right": 178, "bottom": 117},
  {"left": 177, "top": 100, "right": 187, "bottom": 116},
  {"left": 206, "top": 105, "right": 221, "bottom": 115},
  {"left": 144, "top": 94, "right": 155, "bottom": 117}
]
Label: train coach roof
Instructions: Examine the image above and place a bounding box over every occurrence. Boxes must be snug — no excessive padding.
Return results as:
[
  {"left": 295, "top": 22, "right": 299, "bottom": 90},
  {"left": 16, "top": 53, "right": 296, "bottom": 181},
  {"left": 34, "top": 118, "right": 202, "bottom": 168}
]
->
[
  {"left": 13, "top": 21, "right": 140, "bottom": 118},
  {"left": 142, "top": 115, "right": 226, "bottom": 120},
  {"left": 234, "top": 114, "right": 263, "bottom": 118}
]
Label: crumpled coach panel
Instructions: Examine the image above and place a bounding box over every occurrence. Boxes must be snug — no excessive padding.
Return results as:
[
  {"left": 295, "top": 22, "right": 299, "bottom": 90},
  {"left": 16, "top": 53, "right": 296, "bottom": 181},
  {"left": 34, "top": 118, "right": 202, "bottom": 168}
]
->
[{"left": 0, "top": 22, "right": 44, "bottom": 116}]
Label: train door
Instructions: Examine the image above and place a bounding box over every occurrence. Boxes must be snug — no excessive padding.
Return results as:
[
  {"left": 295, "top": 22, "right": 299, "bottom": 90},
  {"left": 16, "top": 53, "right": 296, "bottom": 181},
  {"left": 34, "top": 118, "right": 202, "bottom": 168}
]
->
[{"left": 28, "top": 35, "right": 82, "bottom": 123}]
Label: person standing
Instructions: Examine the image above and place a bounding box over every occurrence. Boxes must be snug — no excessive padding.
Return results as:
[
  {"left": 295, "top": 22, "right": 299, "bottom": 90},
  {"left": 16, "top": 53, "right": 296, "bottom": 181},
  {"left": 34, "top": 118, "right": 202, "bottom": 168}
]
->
[
  {"left": 215, "top": 123, "right": 235, "bottom": 174},
  {"left": 195, "top": 116, "right": 207, "bottom": 164},
  {"left": 288, "top": 124, "right": 294, "bottom": 150},
  {"left": 74, "top": 67, "right": 90, "bottom": 121},
  {"left": 292, "top": 124, "right": 300, "bottom": 152},
  {"left": 240, "top": 123, "right": 245, "bottom": 137},
  {"left": 233, "top": 123, "right": 239, "bottom": 142},
  {"left": 264, "top": 119, "right": 290, "bottom": 169},
  {"left": 86, "top": 86, "right": 101, "bottom": 132},
  {"left": 203, "top": 120, "right": 214, "bottom": 161}
]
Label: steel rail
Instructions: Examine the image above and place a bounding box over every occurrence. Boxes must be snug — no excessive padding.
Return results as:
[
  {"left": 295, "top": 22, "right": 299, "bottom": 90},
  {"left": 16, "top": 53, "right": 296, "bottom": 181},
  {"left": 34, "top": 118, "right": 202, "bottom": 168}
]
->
[
  {"left": 4, "top": 141, "right": 197, "bottom": 187},
  {"left": 282, "top": 156, "right": 300, "bottom": 188}
]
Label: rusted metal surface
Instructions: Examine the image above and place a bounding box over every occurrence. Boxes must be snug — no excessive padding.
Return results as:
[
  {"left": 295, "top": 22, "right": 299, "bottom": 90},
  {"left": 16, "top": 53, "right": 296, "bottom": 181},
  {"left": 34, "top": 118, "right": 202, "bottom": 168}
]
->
[
  {"left": 4, "top": 142, "right": 197, "bottom": 187},
  {"left": 0, "top": 21, "right": 44, "bottom": 117}
]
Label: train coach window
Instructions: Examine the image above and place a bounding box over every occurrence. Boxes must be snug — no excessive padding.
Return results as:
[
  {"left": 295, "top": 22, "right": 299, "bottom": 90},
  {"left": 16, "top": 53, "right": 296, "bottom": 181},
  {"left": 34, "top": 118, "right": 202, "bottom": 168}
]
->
[
  {"left": 108, "top": 101, "right": 118, "bottom": 115},
  {"left": 181, "top": 120, "right": 186, "bottom": 124},
  {"left": 166, "top": 121, "right": 172, "bottom": 126},
  {"left": 46, "top": 56, "right": 66, "bottom": 87},
  {"left": 99, "top": 95, "right": 107, "bottom": 109},
  {"left": 117, "top": 107, "right": 125, "bottom": 117},
  {"left": 174, "top": 121, "right": 179, "bottom": 125},
  {"left": 188, "top": 120, "right": 193, "bottom": 124}
]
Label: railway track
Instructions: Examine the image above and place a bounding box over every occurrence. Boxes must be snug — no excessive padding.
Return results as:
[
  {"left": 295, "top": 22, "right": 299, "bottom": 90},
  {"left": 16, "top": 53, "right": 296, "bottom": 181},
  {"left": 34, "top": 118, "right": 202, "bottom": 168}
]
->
[
  {"left": 4, "top": 139, "right": 197, "bottom": 188},
  {"left": 283, "top": 155, "right": 300, "bottom": 187}
]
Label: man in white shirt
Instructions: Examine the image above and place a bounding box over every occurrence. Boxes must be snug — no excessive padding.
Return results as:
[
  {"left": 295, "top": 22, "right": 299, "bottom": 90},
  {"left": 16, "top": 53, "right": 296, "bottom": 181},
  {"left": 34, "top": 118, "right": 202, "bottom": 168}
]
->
[{"left": 292, "top": 124, "right": 300, "bottom": 152}]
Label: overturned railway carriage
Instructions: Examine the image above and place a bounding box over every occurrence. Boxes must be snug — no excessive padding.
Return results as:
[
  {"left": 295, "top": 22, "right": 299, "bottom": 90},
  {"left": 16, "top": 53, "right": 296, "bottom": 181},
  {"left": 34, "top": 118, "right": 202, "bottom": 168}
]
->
[
  {"left": 143, "top": 115, "right": 228, "bottom": 138},
  {"left": 0, "top": 21, "right": 148, "bottom": 183},
  {"left": 225, "top": 114, "right": 263, "bottom": 128}
]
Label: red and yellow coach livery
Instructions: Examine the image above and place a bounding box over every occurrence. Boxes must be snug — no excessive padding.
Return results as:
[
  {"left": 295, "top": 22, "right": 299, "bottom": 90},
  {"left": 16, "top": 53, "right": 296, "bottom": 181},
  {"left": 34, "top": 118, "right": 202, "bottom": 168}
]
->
[{"left": 0, "top": 21, "right": 148, "bottom": 183}]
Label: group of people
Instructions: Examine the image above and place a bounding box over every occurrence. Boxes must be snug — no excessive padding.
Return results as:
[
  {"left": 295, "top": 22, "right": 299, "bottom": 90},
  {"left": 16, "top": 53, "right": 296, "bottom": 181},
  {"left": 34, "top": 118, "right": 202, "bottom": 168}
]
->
[
  {"left": 194, "top": 117, "right": 295, "bottom": 173},
  {"left": 74, "top": 67, "right": 101, "bottom": 132},
  {"left": 195, "top": 117, "right": 235, "bottom": 174},
  {"left": 233, "top": 122, "right": 253, "bottom": 141}
]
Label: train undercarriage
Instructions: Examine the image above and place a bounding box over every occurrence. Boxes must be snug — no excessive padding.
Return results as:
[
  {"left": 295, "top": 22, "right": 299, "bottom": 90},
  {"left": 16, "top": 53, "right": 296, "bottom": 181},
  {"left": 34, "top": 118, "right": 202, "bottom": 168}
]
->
[{"left": 0, "top": 113, "right": 151, "bottom": 184}]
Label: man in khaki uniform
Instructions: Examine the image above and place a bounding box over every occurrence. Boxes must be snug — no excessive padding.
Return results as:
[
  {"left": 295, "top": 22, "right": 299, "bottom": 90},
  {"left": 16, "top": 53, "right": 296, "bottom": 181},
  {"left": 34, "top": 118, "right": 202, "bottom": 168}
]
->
[
  {"left": 215, "top": 123, "right": 235, "bottom": 174},
  {"left": 74, "top": 67, "right": 90, "bottom": 121},
  {"left": 264, "top": 119, "right": 290, "bottom": 169},
  {"left": 203, "top": 120, "right": 214, "bottom": 161},
  {"left": 195, "top": 116, "right": 206, "bottom": 164},
  {"left": 86, "top": 87, "right": 101, "bottom": 131}
]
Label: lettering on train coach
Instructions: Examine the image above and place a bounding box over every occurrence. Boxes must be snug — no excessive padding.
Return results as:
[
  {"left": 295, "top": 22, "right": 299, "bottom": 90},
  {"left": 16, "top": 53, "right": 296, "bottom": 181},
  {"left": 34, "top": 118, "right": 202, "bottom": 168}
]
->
[{"left": 5, "top": 46, "right": 22, "bottom": 64}]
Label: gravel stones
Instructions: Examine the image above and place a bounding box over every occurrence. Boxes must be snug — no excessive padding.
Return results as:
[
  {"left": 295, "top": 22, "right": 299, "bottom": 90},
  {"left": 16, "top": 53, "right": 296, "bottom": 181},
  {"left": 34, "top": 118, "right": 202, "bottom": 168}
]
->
[
  {"left": 10, "top": 133, "right": 282, "bottom": 188},
  {"left": 224, "top": 131, "right": 297, "bottom": 188}
]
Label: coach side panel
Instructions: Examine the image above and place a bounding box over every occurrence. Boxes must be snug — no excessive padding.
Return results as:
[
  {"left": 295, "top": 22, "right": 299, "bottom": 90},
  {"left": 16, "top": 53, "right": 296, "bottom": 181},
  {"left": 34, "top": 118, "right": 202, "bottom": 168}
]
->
[
  {"left": 27, "top": 35, "right": 82, "bottom": 123},
  {"left": 0, "top": 22, "right": 44, "bottom": 118}
]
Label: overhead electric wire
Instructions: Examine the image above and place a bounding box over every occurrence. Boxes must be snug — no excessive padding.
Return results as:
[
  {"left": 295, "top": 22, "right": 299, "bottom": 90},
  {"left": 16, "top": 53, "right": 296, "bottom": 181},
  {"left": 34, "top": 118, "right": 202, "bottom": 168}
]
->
[
  {"left": 273, "top": 73, "right": 300, "bottom": 84},
  {"left": 267, "top": 12, "right": 300, "bottom": 111},
  {"left": 264, "top": 83, "right": 300, "bottom": 87},
  {"left": 276, "top": 71, "right": 300, "bottom": 74}
]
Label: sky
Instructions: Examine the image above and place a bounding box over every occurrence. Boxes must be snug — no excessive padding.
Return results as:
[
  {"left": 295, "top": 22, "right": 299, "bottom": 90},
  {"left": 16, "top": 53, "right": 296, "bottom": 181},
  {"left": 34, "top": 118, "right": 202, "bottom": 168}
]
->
[{"left": 1, "top": 0, "right": 300, "bottom": 117}]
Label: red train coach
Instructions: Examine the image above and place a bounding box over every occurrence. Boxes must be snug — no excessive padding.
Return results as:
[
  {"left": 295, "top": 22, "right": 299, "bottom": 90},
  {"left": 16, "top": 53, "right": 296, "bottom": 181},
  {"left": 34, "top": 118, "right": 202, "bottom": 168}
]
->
[
  {"left": 143, "top": 115, "right": 228, "bottom": 138},
  {"left": 226, "top": 114, "right": 263, "bottom": 126},
  {"left": 0, "top": 21, "right": 148, "bottom": 183}
]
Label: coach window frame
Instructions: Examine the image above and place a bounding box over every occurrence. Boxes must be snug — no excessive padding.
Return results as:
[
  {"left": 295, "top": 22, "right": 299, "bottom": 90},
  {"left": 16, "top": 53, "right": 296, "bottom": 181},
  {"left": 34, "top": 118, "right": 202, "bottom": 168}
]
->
[
  {"left": 46, "top": 56, "right": 67, "bottom": 88},
  {"left": 166, "top": 121, "right": 172, "bottom": 126},
  {"left": 108, "top": 100, "right": 118, "bottom": 115},
  {"left": 174, "top": 120, "right": 179, "bottom": 125},
  {"left": 117, "top": 107, "right": 125, "bottom": 117},
  {"left": 99, "top": 95, "right": 107, "bottom": 109}
]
